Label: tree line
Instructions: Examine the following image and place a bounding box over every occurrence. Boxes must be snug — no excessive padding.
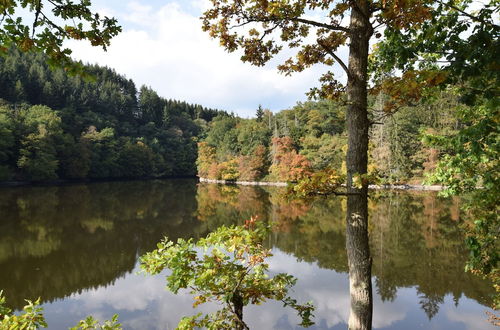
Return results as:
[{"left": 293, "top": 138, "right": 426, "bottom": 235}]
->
[
  {"left": 196, "top": 90, "right": 460, "bottom": 184},
  {"left": 0, "top": 47, "right": 226, "bottom": 181}
]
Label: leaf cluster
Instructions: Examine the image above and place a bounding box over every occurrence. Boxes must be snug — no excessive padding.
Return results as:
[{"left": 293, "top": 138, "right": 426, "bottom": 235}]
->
[
  {"left": 1, "top": 0, "right": 121, "bottom": 74},
  {"left": 140, "top": 217, "right": 315, "bottom": 329},
  {"left": 0, "top": 290, "right": 121, "bottom": 329}
]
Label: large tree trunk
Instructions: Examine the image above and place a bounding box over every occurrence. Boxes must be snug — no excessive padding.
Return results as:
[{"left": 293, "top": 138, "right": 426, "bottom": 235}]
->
[{"left": 345, "top": 1, "right": 373, "bottom": 330}]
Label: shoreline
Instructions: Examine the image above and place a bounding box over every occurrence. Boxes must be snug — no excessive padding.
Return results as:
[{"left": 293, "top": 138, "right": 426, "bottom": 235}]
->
[
  {"left": 0, "top": 176, "right": 198, "bottom": 188},
  {"left": 198, "top": 177, "right": 445, "bottom": 191}
]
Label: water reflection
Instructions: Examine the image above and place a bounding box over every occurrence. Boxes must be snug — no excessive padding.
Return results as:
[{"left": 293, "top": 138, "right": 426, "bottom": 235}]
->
[{"left": 0, "top": 180, "right": 495, "bottom": 329}]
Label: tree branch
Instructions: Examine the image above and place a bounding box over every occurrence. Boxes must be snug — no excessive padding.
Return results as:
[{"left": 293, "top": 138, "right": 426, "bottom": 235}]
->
[
  {"left": 438, "top": 0, "right": 500, "bottom": 29},
  {"left": 292, "top": 17, "right": 350, "bottom": 33},
  {"left": 317, "top": 39, "right": 351, "bottom": 78}
]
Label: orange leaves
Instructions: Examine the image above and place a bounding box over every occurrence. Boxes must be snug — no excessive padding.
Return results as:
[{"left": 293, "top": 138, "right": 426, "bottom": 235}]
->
[
  {"left": 64, "top": 26, "right": 83, "bottom": 40},
  {"left": 270, "top": 137, "right": 312, "bottom": 182},
  {"left": 238, "top": 145, "right": 268, "bottom": 181},
  {"left": 197, "top": 142, "right": 217, "bottom": 178},
  {"left": 290, "top": 168, "right": 345, "bottom": 197},
  {"left": 18, "top": 37, "right": 34, "bottom": 51},
  {"left": 379, "top": 0, "right": 433, "bottom": 28}
]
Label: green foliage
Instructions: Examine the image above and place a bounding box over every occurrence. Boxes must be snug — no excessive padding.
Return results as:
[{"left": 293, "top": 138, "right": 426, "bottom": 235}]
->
[
  {"left": 0, "top": 291, "right": 47, "bottom": 329},
  {"left": 70, "top": 315, "right": 121, "bottom": 330},
  {"left": 425, "top": 100, "right": 499, "bottom": 308},
  {"left": 0, "top": 290, "right": 121, "bottom": 329},
  {"left": 0, "top": 48, "right": 227, "bottom": 181},
  {"left": 0, "top": 0, "right": 121, "bottom": 74},
  {"left": 300, "top": 134, "right": 345, "bottom": 171},
  {"left": 140, "top": 218, "right": 315, "bottom": 329},
  {"left": 197, "top": 100, "right": 349, "bottom": 182}
]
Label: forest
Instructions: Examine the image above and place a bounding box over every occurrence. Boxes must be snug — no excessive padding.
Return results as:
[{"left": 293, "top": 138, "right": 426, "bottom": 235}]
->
[
  {"left": 0, "top": 47, "right": 226, "bottom": 182},
  {"left": 0, "top": 0, "right": 498, "bottom": 328},
  {"left": 196, "top": 92, "right": 458, "bottom": 184}
]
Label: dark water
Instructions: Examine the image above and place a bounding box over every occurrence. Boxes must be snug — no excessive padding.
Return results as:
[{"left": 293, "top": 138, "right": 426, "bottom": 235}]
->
[{"left": 0, "top": 179, "right": 495, "bottom": 329}]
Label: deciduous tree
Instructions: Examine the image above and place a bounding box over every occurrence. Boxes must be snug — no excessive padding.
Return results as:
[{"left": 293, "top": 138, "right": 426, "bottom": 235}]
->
[{"left": 201, "top": 1, "right": 493, "bottom": 328}]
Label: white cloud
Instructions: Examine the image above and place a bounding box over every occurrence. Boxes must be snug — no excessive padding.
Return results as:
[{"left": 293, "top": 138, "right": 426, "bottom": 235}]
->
[{"left": 65, "top": 0, "right": 344, "bottom": 117}]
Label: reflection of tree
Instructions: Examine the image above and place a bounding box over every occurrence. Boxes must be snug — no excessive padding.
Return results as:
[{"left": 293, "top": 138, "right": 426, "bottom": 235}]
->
[
  {"left": 418, "top": 292, "right": 444, "bottom": 320},
  {"left": 194, "top": 186, "right": 495, "bottom": 314},
  {"left": 0, "top": 181, "right": 495, "bottom": 315},
  {"left": 271, "top": 197, "right": 348, "bottom": 272},
  {"left": 375, "top": 277, "right": 397, "bottom": 303},
  {"left": 369, "top": 192, "right": 494, "bottom": 310},
  {"left": 0, "top": 180, "right": 204, "bottom": 310},
  {"left": 195, "top": 183, "right": 270, "bottom": 229},
  {"left": 346, "top": 191, "right": 373, "bottom": 329}
]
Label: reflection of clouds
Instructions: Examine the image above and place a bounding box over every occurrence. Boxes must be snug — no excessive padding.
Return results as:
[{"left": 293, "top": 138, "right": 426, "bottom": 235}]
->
[
  {"left": 56, "top": 250, "right": 493, "bottom": 330},
  {"left": 69, "top": 266, "right": 220, "bottom": 329},
  {"left": 445, "top": 298, "right": 497, "bottom": 330},
  {"left": 268, "top": 249, "right": 349, "bottom": 328},
  {"left": 372, "top": 295, "right": 406, "bottom": 328},
  {"left": 267, "top": 250, "right": 408, "bottom": 329},
  {"left": 71, "top": 273, "right": 164, "bottom": 311}
]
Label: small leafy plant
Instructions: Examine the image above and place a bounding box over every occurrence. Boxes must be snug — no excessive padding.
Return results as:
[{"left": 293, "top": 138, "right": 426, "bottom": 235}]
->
[
  {"left": 140, "top": 217, "right": 315, "bottom": 329},
  {"left": 0, "top": 291, "right": 47, "bottom": 329},
  {"left": 0, "top": 290, "right": 121, "bottom": 330}
]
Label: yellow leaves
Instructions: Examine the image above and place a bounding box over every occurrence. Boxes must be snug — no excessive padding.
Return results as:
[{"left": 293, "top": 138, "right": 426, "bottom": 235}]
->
[
  {"left": 65, "top": 26, "right": 83, "bottom": 40},
  {"left": 193, "top": 295, "right": 207, "bottom": 308},
  {"left": 249, "top": 28, "right": 260, "bottom": 36},
  {"left": 330, "top": 2, "right": 350, "bottom": 16},
  {"left": 248, "top": 254, "right": 264, "bottom": 266},
  {"left": 290, "top": 168, "right": 345, "bottom": 197},
  {"left": 18, "top": 37, "right": 34, "bottom": 51}
]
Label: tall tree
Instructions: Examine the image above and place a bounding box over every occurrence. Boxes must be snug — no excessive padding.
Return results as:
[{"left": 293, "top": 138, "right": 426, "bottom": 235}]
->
[
  {"left": 256, "top": 104, "right": 264, "bottom": 122},
  {"left": 201, "top": 1, "right": 490, "bottom": 329}
]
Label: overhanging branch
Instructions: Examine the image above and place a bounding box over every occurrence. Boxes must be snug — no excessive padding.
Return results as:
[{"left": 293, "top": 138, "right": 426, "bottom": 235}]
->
[
  {"left": 317, "top": 39, "right": 351, "bottom": 78},
  {"left": 292, "top": 17, "right": 350, "bottom": 33}
]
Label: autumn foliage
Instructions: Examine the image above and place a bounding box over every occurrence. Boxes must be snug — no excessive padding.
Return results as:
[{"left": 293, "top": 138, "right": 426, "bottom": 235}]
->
[{"left": 269, "top": 137, "right": 312, "bottom": 182}]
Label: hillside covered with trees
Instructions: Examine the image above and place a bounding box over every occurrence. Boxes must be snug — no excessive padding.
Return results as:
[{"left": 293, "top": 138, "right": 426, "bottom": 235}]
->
[
  {"left": 0, "top": 48, "right": 226, "bottom": 182},
  {"left": 196, "top": 90, "right": 460, "bottom": 185}
]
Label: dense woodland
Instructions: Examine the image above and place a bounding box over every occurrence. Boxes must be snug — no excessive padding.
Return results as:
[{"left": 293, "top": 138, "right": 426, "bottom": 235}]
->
[
  {"left": 0, "top": 47, "right": 484, "bottom": 187},
  {"left": 0, "top": 48, "right": 226, "bottom": 182},
  {"left": 197, "top": 92, "right": 459, "bottom": 184}
]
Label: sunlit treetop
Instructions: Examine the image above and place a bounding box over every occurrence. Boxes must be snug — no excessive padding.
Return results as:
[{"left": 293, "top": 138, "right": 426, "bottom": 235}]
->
[
  {"left": 202, "top": 1, "right": 432, "bottom": 93},
  {"left": 201, "top": 0, "right": 497, "bottom": 104},
  {"left": 372, "top": 0, "right": 499, "bottom": 105},
  {"left": 0, "top": 0, "right": 121, "bottom": 74}
]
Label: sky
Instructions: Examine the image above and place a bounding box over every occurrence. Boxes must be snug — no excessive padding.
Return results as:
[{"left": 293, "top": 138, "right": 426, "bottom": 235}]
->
[{"left": 63, "top": 0, "right": 345, "bottom": 118}]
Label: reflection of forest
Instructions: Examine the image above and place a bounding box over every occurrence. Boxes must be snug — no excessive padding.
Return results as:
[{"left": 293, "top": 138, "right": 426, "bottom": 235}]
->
[
  {"left": 195, "top": 183, "right": 494, "bottom": 319},
  {"left": 0, "top": 179, "right": 207, "bottom": 310},
  {"left": 0, "top": 180, "right": 493, "bottom": 318}
]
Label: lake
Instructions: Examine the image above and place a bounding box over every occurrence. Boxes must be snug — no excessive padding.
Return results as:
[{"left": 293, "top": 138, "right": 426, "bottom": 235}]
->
[{"left": 0, "top": 179, "right": 495, "bottom": 329}]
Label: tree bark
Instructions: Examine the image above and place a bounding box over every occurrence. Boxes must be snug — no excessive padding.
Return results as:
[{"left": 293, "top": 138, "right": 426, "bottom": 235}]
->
[
  {"left": 346, "top": 193, "right": 372, "bottom": 330},
  {"left": 232, "top": 292, "right": 245, "bottom": 330},
  {"left": 345, "top": 1, "right": 373, "bottom": 330}
]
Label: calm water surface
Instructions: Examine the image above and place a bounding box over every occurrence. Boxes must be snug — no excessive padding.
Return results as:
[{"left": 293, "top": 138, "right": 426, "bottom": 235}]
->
[{"left": 0, "top": 179, "right": 495, "bottom": 329}]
